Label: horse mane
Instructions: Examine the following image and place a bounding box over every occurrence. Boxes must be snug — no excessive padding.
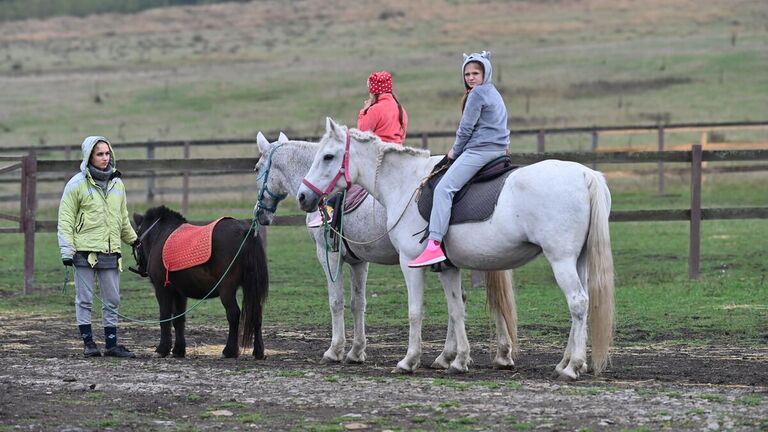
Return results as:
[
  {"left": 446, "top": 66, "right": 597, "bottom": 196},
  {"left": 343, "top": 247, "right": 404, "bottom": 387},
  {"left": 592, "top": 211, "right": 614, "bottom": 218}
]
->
[
  {"left": 144, "top": 205, "right": 187, "bottom": 225},
  {"left": 346, "top": 127, "right": 430, "bottom": 158}
]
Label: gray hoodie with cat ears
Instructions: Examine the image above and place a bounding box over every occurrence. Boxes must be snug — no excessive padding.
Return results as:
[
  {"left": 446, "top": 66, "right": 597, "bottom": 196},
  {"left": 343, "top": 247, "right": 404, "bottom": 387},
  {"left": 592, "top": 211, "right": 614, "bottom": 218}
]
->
[{"left": 462, "top": 50, "right": 493, "bottom": 87}]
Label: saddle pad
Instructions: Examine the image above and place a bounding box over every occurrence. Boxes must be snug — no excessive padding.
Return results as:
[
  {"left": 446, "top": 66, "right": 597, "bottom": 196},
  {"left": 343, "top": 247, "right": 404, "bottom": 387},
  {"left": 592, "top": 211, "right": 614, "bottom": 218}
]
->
[
  {"left": 417, "top": 156, "right": 520, "bottom": 225},
  {"left": 417, "top": 173, "right": 512, "bottom": 225},
  {"left": 162, "top": 217, "right": 230, "bottom": 272},
  {"left": 343, "top": 184, "right": 370, "bottom": 214}
]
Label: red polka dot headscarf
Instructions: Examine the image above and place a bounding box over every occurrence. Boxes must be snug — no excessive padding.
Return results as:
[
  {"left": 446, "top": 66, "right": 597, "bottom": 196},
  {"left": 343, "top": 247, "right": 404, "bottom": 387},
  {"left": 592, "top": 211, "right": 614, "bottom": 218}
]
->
[{"left": 367, "top": 71, "right": 393, "bottom": 95}]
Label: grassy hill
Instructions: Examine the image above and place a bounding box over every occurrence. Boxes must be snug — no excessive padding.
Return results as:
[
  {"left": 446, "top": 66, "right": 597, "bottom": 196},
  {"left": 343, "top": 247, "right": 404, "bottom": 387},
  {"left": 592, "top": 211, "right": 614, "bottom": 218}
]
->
[{"left": 0, "top": 0, "right": 766, "bottom": 148}]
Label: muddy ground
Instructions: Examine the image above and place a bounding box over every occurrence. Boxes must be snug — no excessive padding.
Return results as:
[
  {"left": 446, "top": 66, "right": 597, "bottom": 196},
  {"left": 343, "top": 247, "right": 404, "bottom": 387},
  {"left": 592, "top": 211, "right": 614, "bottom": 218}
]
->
[{"left": 0, "top": 315, "right": 766, "bottom": 431}]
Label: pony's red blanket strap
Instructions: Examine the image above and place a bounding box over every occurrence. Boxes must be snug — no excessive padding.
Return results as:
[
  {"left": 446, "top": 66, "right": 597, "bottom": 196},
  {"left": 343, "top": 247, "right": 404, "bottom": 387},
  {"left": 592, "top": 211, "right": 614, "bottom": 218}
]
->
[{"left": 162, "top": 217, "right": 230, "bottom": 285}]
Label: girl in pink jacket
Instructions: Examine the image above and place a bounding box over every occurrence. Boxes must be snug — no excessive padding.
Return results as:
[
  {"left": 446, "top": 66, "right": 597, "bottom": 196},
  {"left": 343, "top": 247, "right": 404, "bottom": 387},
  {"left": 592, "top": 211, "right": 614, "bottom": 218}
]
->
[
  {"left": 357, "top": 71, "right": 408, "bottom": 144},
  {"left": 308, "top": 71, "right": 409, "bottom": 227}
]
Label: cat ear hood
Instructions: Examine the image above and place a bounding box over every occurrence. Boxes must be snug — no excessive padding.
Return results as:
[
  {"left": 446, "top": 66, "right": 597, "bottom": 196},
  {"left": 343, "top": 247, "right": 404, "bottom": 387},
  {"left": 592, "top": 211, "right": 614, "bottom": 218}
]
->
[{"left": 462, "top": 50, "right": 493, "bottom": 86}]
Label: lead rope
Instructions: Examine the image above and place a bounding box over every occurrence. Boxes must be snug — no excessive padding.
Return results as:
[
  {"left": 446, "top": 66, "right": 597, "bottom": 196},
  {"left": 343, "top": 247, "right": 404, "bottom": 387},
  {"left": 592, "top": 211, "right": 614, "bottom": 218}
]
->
[{"left": 65, "top": 219, "right": 259, "bottom": 325}]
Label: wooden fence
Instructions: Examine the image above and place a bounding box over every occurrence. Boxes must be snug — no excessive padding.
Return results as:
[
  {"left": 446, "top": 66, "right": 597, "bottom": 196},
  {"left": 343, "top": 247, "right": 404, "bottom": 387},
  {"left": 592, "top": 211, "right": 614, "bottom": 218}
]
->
[
  {"left": 3, "top": 146, "right": 767, "bottom": 294},
  {"left": 1, "top": 120, "right": 767, "bottom": 208}
]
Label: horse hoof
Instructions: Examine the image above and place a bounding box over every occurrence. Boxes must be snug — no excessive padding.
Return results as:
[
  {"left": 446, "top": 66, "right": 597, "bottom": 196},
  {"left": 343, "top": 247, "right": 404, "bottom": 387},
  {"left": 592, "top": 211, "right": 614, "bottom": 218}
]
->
[
  {"left": 344, "top": 357, "right": 365, "bottom": 365},
  {"left": 556, "top": 369, "right": 579, "bottom": 381},
  {"left": 447, "top": 366, "right": 468, "bottom": 375},
  {"left": 321, "top": 356, "right": 341, "bottom": 364},
  {"left": 154, "top": 352, "right": 168, "bottom": 359},
  {"left": 493, "top": 363, "right": 515, "bottom": 370},
  {"left": 390, "top": 366, "right": 414, "bottom": 374},
  {"left": 429, "top": 361, "right": 448, "bottom": 370}
]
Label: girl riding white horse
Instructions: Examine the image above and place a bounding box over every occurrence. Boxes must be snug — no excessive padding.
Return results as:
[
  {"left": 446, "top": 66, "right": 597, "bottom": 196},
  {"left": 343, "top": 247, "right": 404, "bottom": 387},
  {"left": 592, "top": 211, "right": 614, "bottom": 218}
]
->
[{"left": 297, "top": 118, "right": 615, "bottom": 380}]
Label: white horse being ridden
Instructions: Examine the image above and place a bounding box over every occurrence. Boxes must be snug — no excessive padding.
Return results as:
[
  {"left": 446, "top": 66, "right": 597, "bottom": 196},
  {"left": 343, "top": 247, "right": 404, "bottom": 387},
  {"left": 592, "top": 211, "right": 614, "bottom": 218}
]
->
[
  {"left": 297, "top": 118, "right": 615, "bottom": 380},
  {"left": 253, "top": 132, "right": 517, "bottom": 367}
]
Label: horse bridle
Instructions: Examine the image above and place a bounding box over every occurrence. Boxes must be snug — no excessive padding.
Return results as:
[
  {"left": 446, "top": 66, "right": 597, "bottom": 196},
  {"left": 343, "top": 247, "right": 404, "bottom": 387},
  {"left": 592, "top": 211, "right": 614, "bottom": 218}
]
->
[
  {"left": 128, "top": 217, "right": 162, "bottom": 277},
  {"left": 301, "top": 132, "right": 351, "bottom": 204},
  {"left": 255, "top": 143, "right": 289, "bottom": 216}
]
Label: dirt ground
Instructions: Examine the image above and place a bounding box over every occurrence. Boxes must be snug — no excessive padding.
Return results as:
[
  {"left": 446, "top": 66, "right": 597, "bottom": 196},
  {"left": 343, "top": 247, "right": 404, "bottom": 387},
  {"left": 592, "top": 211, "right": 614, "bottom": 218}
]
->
[{"left": 0, "top": 314, "right": 766, "bottom": 431}]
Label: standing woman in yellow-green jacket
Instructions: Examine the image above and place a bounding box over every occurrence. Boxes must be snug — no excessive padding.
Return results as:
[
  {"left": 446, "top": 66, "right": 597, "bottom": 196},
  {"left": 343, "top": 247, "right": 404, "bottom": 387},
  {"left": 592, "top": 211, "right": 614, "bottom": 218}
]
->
[{"left": 58, "top": 136, "right": 138, "bottom": 358}]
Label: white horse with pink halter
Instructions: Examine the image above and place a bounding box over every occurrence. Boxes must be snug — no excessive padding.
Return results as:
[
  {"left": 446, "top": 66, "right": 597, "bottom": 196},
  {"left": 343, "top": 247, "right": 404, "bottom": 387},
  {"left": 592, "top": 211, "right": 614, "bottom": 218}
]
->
[{"left": 297, "top": 118, "right": 615, "bottom": 380}]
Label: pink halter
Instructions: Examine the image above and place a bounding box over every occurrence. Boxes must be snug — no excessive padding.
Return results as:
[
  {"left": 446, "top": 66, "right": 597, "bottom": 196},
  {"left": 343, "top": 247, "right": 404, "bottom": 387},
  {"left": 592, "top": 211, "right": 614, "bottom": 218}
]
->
[{"left": 301, "top": 132, "right": 352, "bottom": 199}]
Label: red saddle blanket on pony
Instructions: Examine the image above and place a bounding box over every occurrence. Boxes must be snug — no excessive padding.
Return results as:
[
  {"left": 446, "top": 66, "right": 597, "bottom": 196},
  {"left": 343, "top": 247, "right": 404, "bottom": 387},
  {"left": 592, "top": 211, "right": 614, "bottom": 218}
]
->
[{"left": 162, "top": 217, "right": 230, "bottom": 274}]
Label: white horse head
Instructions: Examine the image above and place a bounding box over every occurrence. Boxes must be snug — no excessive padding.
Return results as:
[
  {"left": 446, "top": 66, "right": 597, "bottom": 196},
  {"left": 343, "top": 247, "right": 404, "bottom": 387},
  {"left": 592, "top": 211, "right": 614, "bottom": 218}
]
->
[{"left": 253, "top": 131, "right": 294, "bottom": 225}]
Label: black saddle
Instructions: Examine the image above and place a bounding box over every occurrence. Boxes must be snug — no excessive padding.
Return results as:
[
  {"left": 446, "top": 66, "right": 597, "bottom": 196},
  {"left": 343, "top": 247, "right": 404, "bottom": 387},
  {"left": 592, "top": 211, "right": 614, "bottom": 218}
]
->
[{"left": 417, "top": 155, "right": 520, "bottom": 226}]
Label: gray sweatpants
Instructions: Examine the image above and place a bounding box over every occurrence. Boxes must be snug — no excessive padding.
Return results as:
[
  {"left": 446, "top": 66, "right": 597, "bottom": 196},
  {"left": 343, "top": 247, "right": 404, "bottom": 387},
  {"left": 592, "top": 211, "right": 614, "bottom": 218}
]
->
[
  {"left": 429, "top": 148, "right": 507, "bottom": 243},
  {"left": 73, "top": 266, "right": 121, "bottom": 327}
]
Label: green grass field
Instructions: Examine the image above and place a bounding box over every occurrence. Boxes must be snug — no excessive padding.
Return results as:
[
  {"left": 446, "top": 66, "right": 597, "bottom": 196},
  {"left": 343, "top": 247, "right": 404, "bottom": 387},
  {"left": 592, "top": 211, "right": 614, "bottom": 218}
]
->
[{"left": 0, "top": 0, "right": 766, "bottom": 148}]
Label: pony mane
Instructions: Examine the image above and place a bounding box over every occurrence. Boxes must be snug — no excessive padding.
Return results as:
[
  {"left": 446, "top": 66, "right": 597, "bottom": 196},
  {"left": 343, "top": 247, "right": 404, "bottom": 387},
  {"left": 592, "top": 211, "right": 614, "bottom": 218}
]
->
[{"left": 143, "top": 205, "right": 187, "bottom": 225}]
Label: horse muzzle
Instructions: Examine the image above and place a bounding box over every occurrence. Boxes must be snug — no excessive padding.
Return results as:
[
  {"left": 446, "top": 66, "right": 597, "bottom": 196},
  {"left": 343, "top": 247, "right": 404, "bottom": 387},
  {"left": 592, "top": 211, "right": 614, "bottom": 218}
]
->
[
  {"left": 255, "top": 208, "right": 274, "bottom": 226},
  {"left": 297, "top": 187, "right": 320, "bottom": 212}
]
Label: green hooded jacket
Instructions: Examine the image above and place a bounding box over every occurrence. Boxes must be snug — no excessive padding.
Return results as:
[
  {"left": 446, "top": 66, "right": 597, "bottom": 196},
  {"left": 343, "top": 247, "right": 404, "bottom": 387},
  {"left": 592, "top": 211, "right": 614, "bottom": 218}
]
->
[{"left": 57, "top": 136, "right": 138, "bottom": 263}]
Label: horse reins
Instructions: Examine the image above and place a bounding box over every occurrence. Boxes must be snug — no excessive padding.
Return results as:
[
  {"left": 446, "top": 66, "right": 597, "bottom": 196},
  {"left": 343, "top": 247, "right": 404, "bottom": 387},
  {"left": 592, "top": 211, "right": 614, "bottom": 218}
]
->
[{"left": 255, "top": 143, "right": 288, "bottom": 215}]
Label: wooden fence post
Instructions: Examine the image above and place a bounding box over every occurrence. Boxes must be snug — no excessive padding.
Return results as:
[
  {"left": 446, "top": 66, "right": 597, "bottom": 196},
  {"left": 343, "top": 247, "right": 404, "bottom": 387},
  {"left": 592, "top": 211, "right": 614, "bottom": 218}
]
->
[
  {"left": 591, "top": 130, "right": 599, "bottom": 170},
  {"left": 22, "top": 151, "right": 37, "bottom": 294},
  {"left": 689, "top": 144, "right": 702, "bottom": 280},
  {"left": 146, "top": 143, "right": 155, "bottom": 203},
  {"left": 537, "top": 130, "right": 545, "bottom": 153},
  {"left": 657, "top": 125, "right": 665, "bottom": 195},
  {"left": 182, "top": 141, "right": 190, "bottom": 214}
]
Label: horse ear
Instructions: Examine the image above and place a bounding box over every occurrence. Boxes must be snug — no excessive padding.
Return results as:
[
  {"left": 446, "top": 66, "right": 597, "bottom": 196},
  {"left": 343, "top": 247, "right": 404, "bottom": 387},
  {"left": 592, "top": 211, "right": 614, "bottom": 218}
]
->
[
  {"left": 256, "top": 132, "right": 270, "bottom": 154},
  {"left": 133, "top": 212, "right": 143, "bottom": 226},
  {"left": 326, "top": 117, "right": 344, "bottom": 139},
  {"left": 463, "top": 53, "right": 469, "bottom": 61},
  {"left": 278, "top": 132, "right": 289, "bottom": 143}
]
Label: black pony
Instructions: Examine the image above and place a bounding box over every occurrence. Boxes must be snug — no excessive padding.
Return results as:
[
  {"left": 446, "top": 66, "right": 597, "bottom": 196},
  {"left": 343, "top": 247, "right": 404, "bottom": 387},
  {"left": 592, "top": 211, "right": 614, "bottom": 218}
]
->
[{"left": 132, "top": 206, "right": 268, "bottom": 359}]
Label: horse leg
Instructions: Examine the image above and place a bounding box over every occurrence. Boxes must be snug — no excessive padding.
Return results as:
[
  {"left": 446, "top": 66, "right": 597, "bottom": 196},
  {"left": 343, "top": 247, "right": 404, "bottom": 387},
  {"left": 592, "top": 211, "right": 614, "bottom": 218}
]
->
[
  {"left": 393, "top": 257, "right": 426, "bottom": 373},
  {"left": 487, "top": 270, "right": 517, "bottom": 370},
  {"left": 437, "top": 268, "right": 471, "bottom": 373},
  {"left": 431, "top": 277, "right": 468, "bottom": 369},
  {"left": 219, "top": 289, "right": 241, "bottom": 358},
  {"left": 549, "top": 258, "right": 589, "bottom": 380},
  {"left": 316, "top": 243, "right": 346, "bottom": 363},
  {"left": 155, "top": 289, "right": 173, "bottom": 358},
  {"left": 252, "top": 300, "right": 265, "bottom": 360},
  {"left": 346, "top": 261, "right": 369, "bottom": 363},
  {"left": 171, "top": 294, "right": 187, "bottom": 358}
]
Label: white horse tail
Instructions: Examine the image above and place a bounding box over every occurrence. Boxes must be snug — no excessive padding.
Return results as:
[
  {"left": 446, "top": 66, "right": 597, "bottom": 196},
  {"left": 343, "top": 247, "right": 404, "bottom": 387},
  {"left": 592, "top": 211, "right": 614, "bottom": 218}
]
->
[
  {"left": 585, "top": 171, "right": 615, "bottom": 375},
  {"left": 485, "top": 270, "right": 519, "bottom": 357}
]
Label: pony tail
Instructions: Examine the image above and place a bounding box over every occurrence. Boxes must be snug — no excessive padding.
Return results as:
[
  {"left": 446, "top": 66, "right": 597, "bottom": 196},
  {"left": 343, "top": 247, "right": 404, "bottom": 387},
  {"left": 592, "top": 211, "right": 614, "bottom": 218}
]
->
[
  {"left": 391, "top": 92, "right": 405, "bottom": 132},
  {"left": 460, "top": 90, "right": 470, "bottom": 113}
]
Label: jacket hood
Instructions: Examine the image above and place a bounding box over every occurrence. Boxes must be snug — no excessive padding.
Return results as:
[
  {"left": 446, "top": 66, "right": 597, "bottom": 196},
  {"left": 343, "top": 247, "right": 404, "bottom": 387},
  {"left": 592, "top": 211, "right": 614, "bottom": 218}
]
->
[
  {"left": 80, "top": 136, "right": 116, "bottom": 173},
  {"left": 462, "top": 50, "right": 493, "bottom": 87}
]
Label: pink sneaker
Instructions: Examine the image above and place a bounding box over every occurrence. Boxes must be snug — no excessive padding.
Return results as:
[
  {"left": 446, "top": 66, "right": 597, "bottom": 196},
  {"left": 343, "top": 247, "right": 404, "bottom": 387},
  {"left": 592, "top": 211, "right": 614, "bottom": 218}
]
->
[{"left": 408, "top": 240, "right": 446, "bottom": 268}]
